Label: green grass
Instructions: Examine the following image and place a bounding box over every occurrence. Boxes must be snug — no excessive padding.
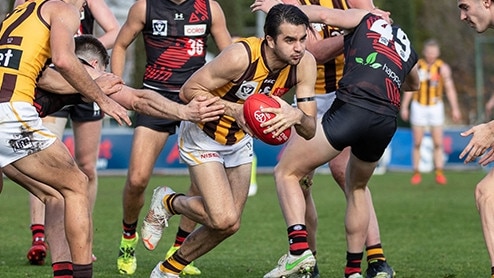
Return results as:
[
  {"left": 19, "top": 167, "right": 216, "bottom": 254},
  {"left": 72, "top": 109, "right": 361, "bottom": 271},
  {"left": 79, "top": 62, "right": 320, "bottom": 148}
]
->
[{"left": 0, "top": 171, "right": 490, "bottom": 277}]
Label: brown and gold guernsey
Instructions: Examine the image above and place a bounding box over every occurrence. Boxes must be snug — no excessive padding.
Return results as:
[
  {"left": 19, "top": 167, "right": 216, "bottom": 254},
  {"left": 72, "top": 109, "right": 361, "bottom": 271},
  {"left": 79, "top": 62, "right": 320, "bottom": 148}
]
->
[
  {"left": 300, "top": 0, "right": 348, "bottom": 94},
  {"left": 0, "top": 0, "right": 51, "bottom": 104},
  {"left": 199, "top": 37, "right": 298, "bottom": 145},
  {"left": 413, "top": 58, "right": 444, "bottom": 106}
]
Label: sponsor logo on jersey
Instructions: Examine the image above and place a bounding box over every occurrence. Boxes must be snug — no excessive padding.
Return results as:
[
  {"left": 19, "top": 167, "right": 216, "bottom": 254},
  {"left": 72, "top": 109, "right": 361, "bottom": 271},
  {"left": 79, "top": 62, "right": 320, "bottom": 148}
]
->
[
  {"left": 272, "top": 87, "right": 289, "bottom": 97},
  {"left": 236, "top": 81, "right": 258, "bottom": 100},
  {"left": 184, "top": 24, "right": 206, "bottom": 36},
  {"left": 152, "top": 20, "right": 168, "bottom": 36},
  {"left": 0, "top": 48, "right": 21, "bottom": 70},
  {"left": 175, "top": 13, "right": 184, "bottom": 20}
]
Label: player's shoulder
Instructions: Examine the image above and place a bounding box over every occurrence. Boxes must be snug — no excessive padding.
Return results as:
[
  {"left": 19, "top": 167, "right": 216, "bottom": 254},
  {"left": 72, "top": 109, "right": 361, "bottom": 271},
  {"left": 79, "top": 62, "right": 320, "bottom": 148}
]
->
[
  {"left": 41, "top": 0, "right": 80, "bottom": 24},
  {"left": 300, "top": 50, "right": 317, "bottom": 68}
]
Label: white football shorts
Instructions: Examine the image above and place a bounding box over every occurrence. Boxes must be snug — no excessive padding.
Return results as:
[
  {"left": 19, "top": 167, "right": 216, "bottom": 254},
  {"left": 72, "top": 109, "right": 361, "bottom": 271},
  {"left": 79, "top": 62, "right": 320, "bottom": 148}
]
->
[
  {"left": 178, "top": 121, "right": 254, "bottom": 167},
  {"left": 410, "top": 100, "right": 444, "bottom": 127},
  {"left": 0, "top": 102, "right": 57, "bottom": 167}
]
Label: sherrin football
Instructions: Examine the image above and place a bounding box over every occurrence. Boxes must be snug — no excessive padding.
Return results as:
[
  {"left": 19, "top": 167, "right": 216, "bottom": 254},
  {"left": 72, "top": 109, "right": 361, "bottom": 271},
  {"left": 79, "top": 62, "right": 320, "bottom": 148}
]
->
[{"left": 243, "top": 94, "right": 291, "bottom": 145}]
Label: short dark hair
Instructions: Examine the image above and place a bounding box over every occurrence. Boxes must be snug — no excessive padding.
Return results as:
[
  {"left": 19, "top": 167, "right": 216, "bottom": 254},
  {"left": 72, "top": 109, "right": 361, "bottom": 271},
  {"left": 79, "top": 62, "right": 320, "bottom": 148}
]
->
[
  {"left": 264, "top": 4, "right": 309, "bottom": 39},
  {"left": 74, "top": 35, "right": 110, "bottom": 67}
]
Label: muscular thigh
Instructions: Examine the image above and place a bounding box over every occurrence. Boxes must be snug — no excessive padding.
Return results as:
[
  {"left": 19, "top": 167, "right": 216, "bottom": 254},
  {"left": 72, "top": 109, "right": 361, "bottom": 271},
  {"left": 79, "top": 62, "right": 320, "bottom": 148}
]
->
[
  {"left": 72, "top": 120, "right": 102, "bottom": 165},
  {"left": 11, "top": 139, "right": 87, "bottom": 194},
  {"left": 188, "top": 162, "right": 251, "bottom": 220},
  {"left": 128, "top": 126, "right": 171, "bottom": 176}
]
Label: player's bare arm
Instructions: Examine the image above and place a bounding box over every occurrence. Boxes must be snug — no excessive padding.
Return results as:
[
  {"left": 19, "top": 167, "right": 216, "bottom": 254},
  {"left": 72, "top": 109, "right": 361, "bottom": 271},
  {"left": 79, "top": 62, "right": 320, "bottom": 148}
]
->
[
  {"left": 38, "top": 66, "right": 123, "bottom": 95},
  {"left": 401, "top": 65, "right": 420, "bottom": 92},
  {"left": 88, "top": 0, "right": 120, "bottom": 49},
  {"left": 180, "top": 42, "right": 250, "bottom": 124},
  {"left": 111, "top": 0, "right": 146, "bottom": 76},
  {"left": 209, "top": 0, "right": 232, "bottom": 51},
  {"left": 440, "top": 63, "right": 462, "bottom": 122},
  {"left": 44, "top": 1, "right": 131, "bottom": 126}
]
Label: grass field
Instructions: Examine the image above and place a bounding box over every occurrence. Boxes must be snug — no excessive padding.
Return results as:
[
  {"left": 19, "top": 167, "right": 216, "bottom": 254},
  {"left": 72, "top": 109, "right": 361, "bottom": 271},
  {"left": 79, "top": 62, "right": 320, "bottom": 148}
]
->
[{"left": 0, "top": 170, "right": 490, "bottom": 278}]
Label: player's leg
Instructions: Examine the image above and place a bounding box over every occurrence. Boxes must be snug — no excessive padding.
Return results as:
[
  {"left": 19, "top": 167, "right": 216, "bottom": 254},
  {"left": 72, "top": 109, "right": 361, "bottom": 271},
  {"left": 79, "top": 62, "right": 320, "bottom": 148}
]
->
[
  {"left": 72, "top": 118, "right": 103, "bottom": 213},
  {"left": 303, "top": 187, "right": 319, "bottom": 278},
  {"left": 150, "top": 121, "right": 253, "bottom": 276},
  {"left": 22, "top": 115, "right": 68, "bottom": 265},
  {"left": 27, "top": 194, "right": 47, "bottom": 265},
  {"left": 3, "top": 165, "right": 72, "bottom": 275},
  {"left": 152, "top": 161, "right": 252, "bottom": 276},
  {"left": 12, "top": 139, "right": 93, "bottom": 266},
  {"left": 430, "top": 125, "right": 446, "bottom": 184},
  {"left": 410, "top": 124, "right": 425, "bottom": 184},
  {"left": 118, "top": 126, "right": 169, "bottom": 275},
  {"left": 475, "top": 168, "right": 494, "bottom": 278},
  {"left": 72, "top": 109, "right": 103, "bottom": 262},
  {"left": 165, "top": 182, "right": 202, "bottom": 275},
  {"left": 266, "top": 123, "right": 338, "bottom": 278},
  {"left": 409, "top": 101, "right": 428, "bottom": 185},
  {"left": 330, "top": 148, "right": 394, "bottom": 277},
  {"left": 344, "top": 154, "right": 378, "bottom": 278},
  {"left": 430, "top": 101, "right": 446, "bottom": 185}
]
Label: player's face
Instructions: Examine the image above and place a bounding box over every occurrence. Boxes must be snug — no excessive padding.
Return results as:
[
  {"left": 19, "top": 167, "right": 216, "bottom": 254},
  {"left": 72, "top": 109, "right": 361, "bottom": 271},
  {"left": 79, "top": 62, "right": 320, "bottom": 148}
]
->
[
  {"left": 458, "top": 0, "right": 493, "bottom": 33},
  {"left": 270, "top": 22, "right": 307, "bottom": 66},
  {"left": 423, "top": 45, "right": 440, "bottom": 63}
]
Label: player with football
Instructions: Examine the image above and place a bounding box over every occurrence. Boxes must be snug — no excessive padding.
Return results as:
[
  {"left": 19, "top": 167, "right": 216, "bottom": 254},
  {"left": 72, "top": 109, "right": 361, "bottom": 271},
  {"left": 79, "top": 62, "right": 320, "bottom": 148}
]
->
[
  {"left": 256, "top": 0, "right": 396, "bottom": 277},
  {"left": 140, "top": 4, "right": 318, "bottom": 277},
  {"left": 251, "top": 2, "right": 420, "bottom": 277}
]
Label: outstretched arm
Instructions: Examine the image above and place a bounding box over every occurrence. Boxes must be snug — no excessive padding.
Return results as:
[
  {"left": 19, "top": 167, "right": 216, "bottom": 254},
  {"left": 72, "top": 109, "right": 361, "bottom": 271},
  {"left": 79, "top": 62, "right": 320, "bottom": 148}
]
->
[
  {"left": 251, "top": 0, "right": 390, "bottom": 29},
  {"left": 110, "top": 88, "right": 225, "bottom": 122}
]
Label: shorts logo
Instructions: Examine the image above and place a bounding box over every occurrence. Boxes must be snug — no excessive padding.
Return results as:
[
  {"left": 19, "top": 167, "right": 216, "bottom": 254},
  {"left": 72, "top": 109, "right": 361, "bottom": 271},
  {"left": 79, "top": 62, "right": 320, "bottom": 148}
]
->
[
  {"left": 235, "top": 81, "right": 258, "bottom": 100},
  {"left": 9, "top": 128, "right": 41, "bottom": 153},
  {"left": 152, "top": 20, "right": 168, "bottom": 36},
  {"left": 200, "top": 152, "right": 220, "bottom": 159},
  {"left": 184, "top": 24, "right": 206, "bottom": 36},
  {"left": 0, "top": 48, "right": 21, "bottom": 70}
]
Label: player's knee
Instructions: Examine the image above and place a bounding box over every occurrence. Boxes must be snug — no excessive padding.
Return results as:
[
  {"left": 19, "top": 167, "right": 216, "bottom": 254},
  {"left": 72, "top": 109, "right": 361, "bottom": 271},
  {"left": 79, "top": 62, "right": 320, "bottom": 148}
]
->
[
  {"left": 78, "top": 163, "right": 97, "bottom": 181},
  {"left": 475, "top": 182, "right": 494, "bottom": 207},
  {"left": 208, "top": 212, "right": 240, "bottom": 234},
  {"left": 126, "top": 175, "right": 151, "bottom": 192}
]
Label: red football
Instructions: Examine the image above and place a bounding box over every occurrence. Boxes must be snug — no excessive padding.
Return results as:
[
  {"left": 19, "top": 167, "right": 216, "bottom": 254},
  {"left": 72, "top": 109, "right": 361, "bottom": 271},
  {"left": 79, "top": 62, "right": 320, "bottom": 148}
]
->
[{"left": 243, "top": 94, "right": 291, "bottom": 145}]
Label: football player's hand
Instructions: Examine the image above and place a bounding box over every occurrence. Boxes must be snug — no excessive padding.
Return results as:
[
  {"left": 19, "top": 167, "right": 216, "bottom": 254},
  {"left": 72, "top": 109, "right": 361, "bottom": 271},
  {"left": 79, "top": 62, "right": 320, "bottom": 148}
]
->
[
  {"left": 183, "top": 96, "right": 225, "bottom": 123},
  {"left": 459, "top": 122, "right": 494, "bottom": 164}
]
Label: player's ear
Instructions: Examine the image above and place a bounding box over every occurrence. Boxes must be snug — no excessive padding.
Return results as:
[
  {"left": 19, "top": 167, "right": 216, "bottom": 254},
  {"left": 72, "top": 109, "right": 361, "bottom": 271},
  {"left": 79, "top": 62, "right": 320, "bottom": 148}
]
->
[
  {"left": 484, "top": 0, "right": 492, "bottom": 8},
  {"left": 266, "top": 35, "right": 275, "bottom": 49}
]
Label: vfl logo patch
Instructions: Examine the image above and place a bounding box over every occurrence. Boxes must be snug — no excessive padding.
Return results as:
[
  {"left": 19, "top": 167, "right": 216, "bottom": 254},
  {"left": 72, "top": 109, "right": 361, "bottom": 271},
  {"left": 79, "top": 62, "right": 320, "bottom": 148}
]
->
[
  {"left": 0, "top": 48, "right": 22, "bottom": 70},
  {"left": 152, "top": 20, "right": 168, "bottom": 36},
  {"left": 235, "top": 81, "right": 258, "bottom": 100}
]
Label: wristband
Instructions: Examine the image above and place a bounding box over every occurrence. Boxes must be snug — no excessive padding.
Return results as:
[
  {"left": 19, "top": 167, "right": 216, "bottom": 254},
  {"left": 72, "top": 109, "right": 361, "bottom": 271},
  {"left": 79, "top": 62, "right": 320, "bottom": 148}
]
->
[{"left": 296, "top": 97, "right": 315, "bottom": 103}]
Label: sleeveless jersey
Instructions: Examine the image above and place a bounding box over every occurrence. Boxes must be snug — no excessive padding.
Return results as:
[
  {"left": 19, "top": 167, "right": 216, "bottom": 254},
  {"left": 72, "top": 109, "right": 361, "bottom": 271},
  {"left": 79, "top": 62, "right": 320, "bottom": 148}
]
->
[
  {"left": 300, "top": 0, "right": 348, "bottom": 94},
  {"left": 413, "top": 58, "right": 444, "bottom": 105},
  {"left": 142, "top": 0, "right": 212, "bottom": 92},
  {"left": 78, "top": 5, "right": 94, "bottom": 36},
  {"left": 0, "top": 0, "right": 51, "bottom": 104},
  {"left": 199, "top": 37, "right": 298, "bottom": 145},
  {"left": 337, "top": 14, "right": 418, "bottom": 116}
]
